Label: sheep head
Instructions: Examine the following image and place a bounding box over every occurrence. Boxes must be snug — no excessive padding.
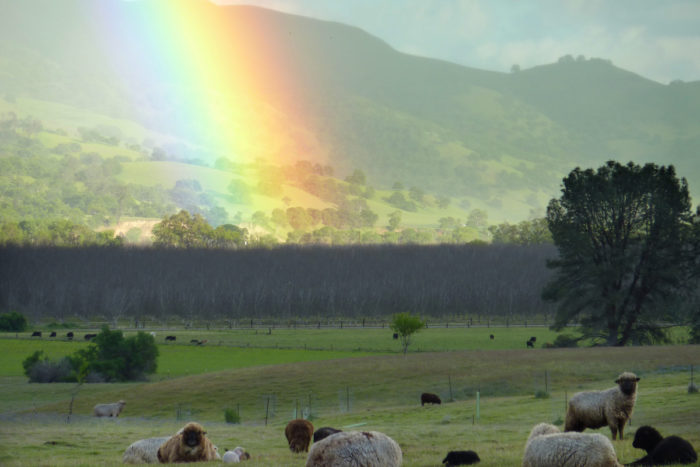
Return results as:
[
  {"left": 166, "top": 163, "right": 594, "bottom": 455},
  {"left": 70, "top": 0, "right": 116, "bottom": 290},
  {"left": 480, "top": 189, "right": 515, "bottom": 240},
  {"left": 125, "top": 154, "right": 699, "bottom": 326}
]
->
[{"left": 615, "top": 372, "right": 640, "bottom": 395}]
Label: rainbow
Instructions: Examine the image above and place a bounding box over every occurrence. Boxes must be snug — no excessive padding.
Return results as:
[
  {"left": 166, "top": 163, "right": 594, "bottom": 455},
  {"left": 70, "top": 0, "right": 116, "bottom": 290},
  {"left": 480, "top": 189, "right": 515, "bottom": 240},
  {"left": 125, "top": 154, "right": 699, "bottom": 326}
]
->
[{"left": 88, "top": 0, "right": 326, "bottom": 215}]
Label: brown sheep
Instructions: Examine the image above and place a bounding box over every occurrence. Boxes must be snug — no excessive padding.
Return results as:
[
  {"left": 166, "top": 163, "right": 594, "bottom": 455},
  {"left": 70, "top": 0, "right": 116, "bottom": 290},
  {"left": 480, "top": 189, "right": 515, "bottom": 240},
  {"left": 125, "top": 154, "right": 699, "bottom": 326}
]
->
[
  {"left": 565, "top": 372, "right": 639, "bottom": 440},
  {"left": 421, "top": 392, "right": 442, "bottom": 406},
  {"left": 157, "top": 421, "right": 218, "bottom": 463},
  {"left": 285, "top": 419, "right": 314, "bottom": 453}
]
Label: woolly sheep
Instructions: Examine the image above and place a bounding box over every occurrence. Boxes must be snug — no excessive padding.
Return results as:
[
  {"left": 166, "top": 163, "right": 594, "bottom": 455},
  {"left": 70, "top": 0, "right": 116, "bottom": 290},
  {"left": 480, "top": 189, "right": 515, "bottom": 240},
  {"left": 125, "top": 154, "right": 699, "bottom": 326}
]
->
[
  {"left": 627, "top": 425, "right": 697, "bottom": 465},
  {"left": 305, "top": 430, "right": 402, "bottom": 467},
  {"left": 222, "top": 446, "right": 249, "bottom": 463},
  {"left": 523, "top": 422, "right": 622, "bottom": 467},
  {"left": 285, "top": 419, "right": 314, "bottom": 453},
  {"left": 93, "top": 400, "right": 126, "bottom": 417},
  {"left": 122, "top": 437, "right": 169, "bottom": 463},
  {"left": 565, "top": 372, "right": 639, "bottom": 440}
]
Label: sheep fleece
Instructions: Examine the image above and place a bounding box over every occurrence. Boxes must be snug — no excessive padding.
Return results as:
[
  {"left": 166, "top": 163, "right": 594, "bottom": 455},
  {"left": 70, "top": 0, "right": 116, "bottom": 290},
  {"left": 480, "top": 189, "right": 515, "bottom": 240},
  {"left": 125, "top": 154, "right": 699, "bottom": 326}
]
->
[
  {"left": 157, "top": 422, "right": 218, "bottom": 463},
  {"left": 93, "top": 400, "right": 126, "bottom": 417},
  {"left": 122, "top": 437, "right": 170, "bottom": 464},
  {"left": 306, "top": 431, "right": 402, "bottom": 467},
  {"left": 523, "top": 423, "right": 621, "bottom": 467}
]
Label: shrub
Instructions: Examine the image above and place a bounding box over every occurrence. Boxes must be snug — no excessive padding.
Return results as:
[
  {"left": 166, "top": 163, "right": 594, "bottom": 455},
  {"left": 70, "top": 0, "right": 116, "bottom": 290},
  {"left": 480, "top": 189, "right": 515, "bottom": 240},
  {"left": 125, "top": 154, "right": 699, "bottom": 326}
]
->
[
  {"left": 534, "top": 390, "right": 550, "bottom": 399},
  {"left": 224, "top": 407, "right": 241, "bottom": 424},
  {"left": 552, "top": 334, "right": 580, "bottom": 348},
  {"left": 0, "top": 311, "right": 27, "bottom": 332},
  {"left": 23, "top": 351, "right": 79, "bottom": 382}
]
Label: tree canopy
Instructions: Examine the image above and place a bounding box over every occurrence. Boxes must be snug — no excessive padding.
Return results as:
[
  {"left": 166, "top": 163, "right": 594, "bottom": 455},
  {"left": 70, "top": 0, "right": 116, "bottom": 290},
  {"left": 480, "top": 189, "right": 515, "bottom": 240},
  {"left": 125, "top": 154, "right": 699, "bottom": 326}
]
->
[
  {"left": 543, "top": 161, "right": 697, "bottom": 346},
  {"left": 390, "top": 312, "right": 426, "bottom": 354}
]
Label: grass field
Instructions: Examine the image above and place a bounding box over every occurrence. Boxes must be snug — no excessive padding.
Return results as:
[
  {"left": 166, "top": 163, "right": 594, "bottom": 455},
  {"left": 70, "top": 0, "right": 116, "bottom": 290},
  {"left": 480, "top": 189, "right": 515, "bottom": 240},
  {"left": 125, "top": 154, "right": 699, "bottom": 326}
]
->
[{"left": 0, "top": 328, "right": 698, "bottom": 466}]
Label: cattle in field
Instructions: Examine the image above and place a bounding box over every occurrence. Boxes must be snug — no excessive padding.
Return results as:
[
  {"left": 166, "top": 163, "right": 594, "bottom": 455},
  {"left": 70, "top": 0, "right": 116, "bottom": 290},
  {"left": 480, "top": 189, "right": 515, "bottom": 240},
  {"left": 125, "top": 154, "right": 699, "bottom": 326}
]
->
[
  {"left": 84, "top": 333, "right": 97, "bottom": 341},
  {"left": 66, "top": 332, "right": 74, "bottom": 340},
  {"left": 49, "top": 331, "right": 56, "bottom": 337},
  {"left": 31, "top": 331, "right": 42, "bottom": 337},
  {"left": 421, "top": 392, "right": 442, "bottom": 406},
  {"left": 165, "top": 335, "right": 176, "bottom": 341}
]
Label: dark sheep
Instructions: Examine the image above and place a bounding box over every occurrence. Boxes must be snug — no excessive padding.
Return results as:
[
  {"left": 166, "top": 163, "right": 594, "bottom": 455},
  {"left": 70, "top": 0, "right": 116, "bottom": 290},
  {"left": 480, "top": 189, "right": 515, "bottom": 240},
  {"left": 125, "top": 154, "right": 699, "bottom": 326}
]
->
[
  {"left": 49, "top": 331, "right": 56, "bottom": 337},
  {"left": 313, "top": 427, "right": 342, "bottom": 443},
  {"left": 66, "top": 331, "right": 74, "bottom": 340},
  {"left": 165, "top": 335, "right": 176, "bottom": 341},
  {"left": 285, "top": 419, "right": 314, "bottom": 453},
  {"left": 421, "top": 392, "right": 441, "bottom": 406},
  {"left": 84, "top": 333, "right": 97, "bottom": 341},
  {"left": 31, "top": 331, "right": 42, "bottom": 337},
  {"left": 627, "top": 425, "right": 697, "bottom": 465},
  {"left": 443, "top": 450, "right": 481, "bottom": 465},
  {"left": 527, "top": 340, "right": 534, "bottom": 348}
]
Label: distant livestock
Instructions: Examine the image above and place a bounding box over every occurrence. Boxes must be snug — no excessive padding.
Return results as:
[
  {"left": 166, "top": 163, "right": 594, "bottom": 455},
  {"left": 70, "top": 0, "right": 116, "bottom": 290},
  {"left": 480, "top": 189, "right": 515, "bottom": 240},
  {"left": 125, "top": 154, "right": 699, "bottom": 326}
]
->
[
  {"left": 527, "top": 340, "right": 534, "bottom": 348},
  {"left": 49, "top": 331, "right": 56, "bottom": 337},
  {"left": 443, "top": 449, "right": 481, "bottom": 465},
  {"left": 93, "top": 400, "right": 126, "bottom": 417},
  {"left": 529, "top": 336, "right": 536, "bottom": 342},
  {"left": 489, "top": 334, "right": 494, "bottom": 340},
  {"left": 165, "top": 335, "right": 176, "bottom": 341},
  {"left": 392, "top": 333, "right": 399, "bottom": 339},
  {"left": 285, "top": 419, "right": 314, "bottom": 453},
  {"left": 565, "top": 371, "right": 639, "bottom": 440},
  {"left": 31, "top": 331, "right": 41, "bottom": 337},
  {"left": 84, "top": 333, "right": 97, "bottom": 341},
  {"left": 421, "top": 392, "right": 442, "bottom": 406},
  {"left": 66, "top": 331, "right": 74, "bottom": 340},
  {"left": 522, "top": 422, "right": 622, "bottom": 467},
  {"left": 314, "top": 427, "right": 342, "bottom": 443},
  {"left": 628, "top": 425, "right": 697, "bottom": 465},
  {"left": 157, "top": 422, "right": 218, "bottom": 463},
  {"left": 122, "top": 436, "right": 169, "bottom": 463},
  {"left": 306, "top": 430, "right": 402, "bottom": 467},
  {"left": 149, "top": 331, "right": 156, "bottom": 337},
  {"left": 190, "top": 339, "right": 200, "bottom": 345}
]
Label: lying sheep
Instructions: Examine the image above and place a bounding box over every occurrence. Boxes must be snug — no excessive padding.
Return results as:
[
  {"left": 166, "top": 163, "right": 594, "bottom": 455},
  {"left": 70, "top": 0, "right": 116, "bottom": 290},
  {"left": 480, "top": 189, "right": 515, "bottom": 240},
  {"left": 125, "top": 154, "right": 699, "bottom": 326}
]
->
[
  {"left": 122, "top": 437, "right": 169, "bottom": 463},
  {"left": 443, "top": 449, "right": 481, "bottom": 465},
  {"left": 523, "top": 422, "right": 622, "bottom": 467},
  {"left": 306, "top": 430, "right": 402, "bottom": 467},
  {"left": 222, "top": 446, "right": 250, "bottom": 463},
  {"left": 627, "top": 425, "right": 697, "bottom": 465},
  {"left": 93, "top": 400, "right": 126, "bottom": 417},
  {"left": 565, "top": 372, "right": 640, "bottom": 440},
  {"left": 285, "top": 419, "right": 314, "bottom": 453},
  {"left": 157, "top": 422, "right": 218, "bottom": 463}
]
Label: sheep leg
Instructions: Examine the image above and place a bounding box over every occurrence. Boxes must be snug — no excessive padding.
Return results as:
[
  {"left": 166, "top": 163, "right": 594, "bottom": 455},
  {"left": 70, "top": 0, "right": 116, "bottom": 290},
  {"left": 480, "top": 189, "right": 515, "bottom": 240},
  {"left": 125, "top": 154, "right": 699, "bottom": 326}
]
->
[
  {"left": 610, "top": 424, "right": 618, "bottom": 440},
  {"left": 616, "top": 419, "right": 625, "bottom": 440}
]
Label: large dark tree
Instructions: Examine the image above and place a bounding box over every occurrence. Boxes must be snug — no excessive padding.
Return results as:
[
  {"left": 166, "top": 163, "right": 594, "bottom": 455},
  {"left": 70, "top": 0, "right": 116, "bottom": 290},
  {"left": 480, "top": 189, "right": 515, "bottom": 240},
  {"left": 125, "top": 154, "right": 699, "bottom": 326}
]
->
[{"left": 543, "top": 161, "right": 696, "bottom": 346}]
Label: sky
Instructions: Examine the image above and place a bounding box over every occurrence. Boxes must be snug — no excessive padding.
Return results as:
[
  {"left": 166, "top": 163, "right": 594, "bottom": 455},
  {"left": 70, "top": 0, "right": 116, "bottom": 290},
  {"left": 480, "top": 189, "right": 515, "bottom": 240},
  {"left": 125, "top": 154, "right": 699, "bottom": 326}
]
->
[{"left": 216, "top": 0, "right": 700, "bottom": 84}]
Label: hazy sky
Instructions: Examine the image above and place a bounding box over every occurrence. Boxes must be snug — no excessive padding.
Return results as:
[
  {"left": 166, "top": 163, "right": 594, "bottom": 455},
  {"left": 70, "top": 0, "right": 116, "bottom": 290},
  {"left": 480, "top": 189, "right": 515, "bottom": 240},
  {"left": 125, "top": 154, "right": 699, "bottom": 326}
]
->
[{"left": 216, "top": 0, "right": 700, "bottom": 84}]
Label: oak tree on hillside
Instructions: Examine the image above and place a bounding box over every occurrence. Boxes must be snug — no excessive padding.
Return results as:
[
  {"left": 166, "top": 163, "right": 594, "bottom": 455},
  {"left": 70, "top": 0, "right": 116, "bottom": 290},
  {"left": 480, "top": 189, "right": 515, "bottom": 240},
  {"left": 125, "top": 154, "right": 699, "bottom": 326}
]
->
[{"left": 543, "top": 161, "right": 698, "bottom": 346}]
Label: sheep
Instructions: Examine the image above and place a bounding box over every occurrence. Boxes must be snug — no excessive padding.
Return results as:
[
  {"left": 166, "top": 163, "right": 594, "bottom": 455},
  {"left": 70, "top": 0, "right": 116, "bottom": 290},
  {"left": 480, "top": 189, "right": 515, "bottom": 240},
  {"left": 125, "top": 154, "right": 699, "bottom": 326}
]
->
[
  {"left": 122, "top": 436, "right": 169, "bottom": 463},
  {"left": 285, "top": 419, "right": 314, "bottom": 453},
  {"left": 66, "top": 331, "right": 74, "bottom": 340},
  {"left": 314, "top": 427, "right": 342, "bottom": 443},
  {"left": 157, "top": 422, "right": 218, "bottom": 463},
  {"left": 443, "top": 449, "right": 481, "bottom": 465},
  {"left": 149, "top": 331, "right": 156, "bottom": 337},
  {"left": 165, "top": 335, "right": 176, "bottom": 341},
  {"left": 523, "top": 422, "right": 622, "bottom": 467},
  {"left": 421, "top": 392, "right": 442, "bottom": 405},
  {"left": 565, "top": 372, "right": 640, "bottom": 440},
  {"left": 626, "top": 425, "right": 697, "bottom": 465},
  {"left": 93, "top": 400, "right": 126, "bottom": 417},
  {"left": 222, "top": 446, "right": 250, "bottom": 463},
  {"left": 527, "top": 340, "right": 534, "bottom": 348},
  {"left": 306, "top": 430, "right": 402, "bottom": 467},
  {"left": 31, "top": 331, "right": 42, "bottom": 337}
]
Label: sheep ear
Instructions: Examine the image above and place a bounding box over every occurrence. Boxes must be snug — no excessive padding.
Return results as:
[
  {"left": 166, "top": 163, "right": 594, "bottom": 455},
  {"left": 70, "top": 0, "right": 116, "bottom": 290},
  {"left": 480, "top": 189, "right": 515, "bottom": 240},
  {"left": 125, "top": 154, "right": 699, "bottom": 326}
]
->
[
  {"left": 615, "top": 378, "right": 620, "bottom": 383},
  {"left": 635, "top": 377, "right": 640, "bottom": 382}
]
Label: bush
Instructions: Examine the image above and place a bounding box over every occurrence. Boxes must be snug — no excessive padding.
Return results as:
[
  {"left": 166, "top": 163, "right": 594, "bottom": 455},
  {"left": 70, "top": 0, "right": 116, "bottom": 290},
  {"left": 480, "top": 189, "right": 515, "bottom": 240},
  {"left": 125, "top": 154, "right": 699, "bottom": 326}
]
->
[
  {"left": 0, "top": 311, "right": 27, "bottom": 332},
  {"left": 534, "top": 390, "right": 550, "bottom": 399},
  {"left": 23, "top": 351, "right": 79, "bottom": 382},
  {"left": 552, "top": 334, "right": 580, "bottom": 348},
  {"left": 224, "top": 407, "right": 241, "bottom": 424}
]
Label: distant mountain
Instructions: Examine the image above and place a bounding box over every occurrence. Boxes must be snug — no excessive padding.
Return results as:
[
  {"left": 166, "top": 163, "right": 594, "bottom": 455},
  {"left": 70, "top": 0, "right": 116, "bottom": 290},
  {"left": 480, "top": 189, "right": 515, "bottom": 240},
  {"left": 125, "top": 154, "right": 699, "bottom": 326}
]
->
[{"left": 1, "top": 1, "right": 699, "bottom": 225}]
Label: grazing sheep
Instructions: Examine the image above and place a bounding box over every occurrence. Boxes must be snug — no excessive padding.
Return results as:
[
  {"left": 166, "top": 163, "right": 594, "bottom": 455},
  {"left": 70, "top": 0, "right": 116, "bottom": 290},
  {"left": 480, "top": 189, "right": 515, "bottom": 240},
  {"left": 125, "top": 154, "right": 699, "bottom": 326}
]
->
[
  {"left": 627, "top": 425, "right": 697, "bottom": 465},
  {"left": 285, "top": 419, "right": 314, "bottom": 453},
  {"left": 93, "top": 400, "right": 126, "bottom": 417},
  {"left": 306, "top": 430, "right": 402, "bottom": 467},
  {"left": 157, "top": 422, "right": 218, "bottom": 463},
  {"left": 565, "top": 372, "right": 640, "bottom": 440},
  {"left": 66, "top": 331, "right": 74, "bottom": 340},
  {"left": 523, "top": 422, "right": 622, "bottom": 467},
  {"left": 49, "top": 331, "right": 56, "bottom": 337},
  {"left": 314, "top": 427, "right": 342, "bottom": 443},
  {"left": 165, "top": 335, "right": 176, "bottom": 341},
  {"left": 31, "top": 331, "right": 41, "bottom": 337},
  {"left": 443, "top": 449, "right": 481, "bottom": 465},
  {"left": 421, "top": 392, "right": 442, "bottom": 405},
  {"left": 122, "top": 436, "right": 169, "bottom": 463}
]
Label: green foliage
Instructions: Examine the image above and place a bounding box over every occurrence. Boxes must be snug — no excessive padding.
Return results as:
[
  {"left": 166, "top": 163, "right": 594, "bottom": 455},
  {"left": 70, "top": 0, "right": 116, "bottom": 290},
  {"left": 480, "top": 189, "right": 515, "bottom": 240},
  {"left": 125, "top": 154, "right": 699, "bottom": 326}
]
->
[
  {"left": 551, "top": 334, "right": 581, "bottom": 348},
  {"left": 534, "top": 390, "right": 550, "bottom": 399},
  {"left": 387, "top": 211, "right": 402, "bottom": 231},
  {"left": 544, "top": 161, "right": 696, "bottom": 346},
  {"left": 79, "top": 326, "right": 158, "bottom": 382},
  {"left": 152, "top": 210, "right": 248, "bottom": 248},
  {"left": 22, "top": 350, "right": 78, "bottom": 383},
  {"left": 489, "top": 218, "right": 551, "bottom": 245},
  {"left": 390, "top": 312, "right": 426, "bottom": 354},
  {"left": 224, "top": 407, "right": 241, "bottom": 424},
  {"left": 0, "top": 311, "right": 28, "bottom": 332}
]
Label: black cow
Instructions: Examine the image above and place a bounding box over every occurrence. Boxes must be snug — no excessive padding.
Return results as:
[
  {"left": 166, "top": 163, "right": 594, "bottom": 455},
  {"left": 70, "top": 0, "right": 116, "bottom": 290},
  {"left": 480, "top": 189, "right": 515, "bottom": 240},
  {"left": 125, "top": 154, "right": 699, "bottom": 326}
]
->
[
  {"left": 529, "top": 336, "right": 537, "bottom": 342},
  {"left": 165, "top": 335, "right": 176, "bottom": 341},
  {"left": 489, "top": 334, "right": 494, "bottom": 340},
  {"left": 421, "top": 392, "right": 442, "bottom": 406},
  {"left": 526, "top": 340, "right": 534, "bottom": 348},
  {"left": 84, "top": 333, "right": 97, "bottom": 341},
  {"left": 31, "top": 331, "right": 42, "bottom": 337},
  {"left": 443, "top": 450, "right": 481, "bottom": 465},
  {"left": 66, "top": 331, "right": 74, "bottom": 340}
]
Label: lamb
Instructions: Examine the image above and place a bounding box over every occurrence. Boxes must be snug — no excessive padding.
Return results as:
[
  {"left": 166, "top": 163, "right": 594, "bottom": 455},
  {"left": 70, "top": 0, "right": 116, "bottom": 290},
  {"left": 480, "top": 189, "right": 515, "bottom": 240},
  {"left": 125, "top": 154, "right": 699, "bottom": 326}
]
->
[
  {"left": 122, "top": 436, "right": 169, "bottom": 463},
  {"left": 285, "top": 419, "right": 314, "bottom": 453},
  {"left": 523, "top": 422, "right": 622, "bottom": 467},
  {"left": 306, "top": 430, "right": 402, "bottom": 467},
  {"left": 314, "top": 427, "right": 342, "bottom": 443},
  {"left": 421, "top": 392, "right": 442, "bottom": 405},
  {"left": 222, "top": 446, "right": 250, "bottom": 463},
  {"left": 626, "top": 425, "right": 697, "bottom": 465},
  {"left": 565, "top": 372, "right": 640, "bottom": 440},
  {"left": 93, "top": 400, "right": 126, "bottom": 417},
  {"left": 443, "top": 449, "right": 481, "bottom": 465}
]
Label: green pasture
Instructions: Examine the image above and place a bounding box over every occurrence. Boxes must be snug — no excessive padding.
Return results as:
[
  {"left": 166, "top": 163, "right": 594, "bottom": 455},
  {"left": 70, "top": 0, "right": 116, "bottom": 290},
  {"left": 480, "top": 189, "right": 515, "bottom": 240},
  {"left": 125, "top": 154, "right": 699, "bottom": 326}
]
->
[{"left": 0, "top": 344, "right": 698, "bottom": 466}]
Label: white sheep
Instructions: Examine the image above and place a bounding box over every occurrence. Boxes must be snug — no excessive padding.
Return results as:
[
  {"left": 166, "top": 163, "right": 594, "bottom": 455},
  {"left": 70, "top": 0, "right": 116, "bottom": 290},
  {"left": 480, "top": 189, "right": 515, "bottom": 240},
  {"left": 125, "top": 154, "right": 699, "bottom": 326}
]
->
[
  {"left": 93, "top": 400, "right": 126, "bottom": 417},
  {"left": 122, "top": 437, "right": 169, "bottom": 464},
  {"left": 306, "top": 431, "right": 402, "bottom": 467},
  {"left": 565, "top": 372, "right": 639, "bottom": 440},
  {"left": 523, "top": 423, "right": 622, "bottom": 467}
]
